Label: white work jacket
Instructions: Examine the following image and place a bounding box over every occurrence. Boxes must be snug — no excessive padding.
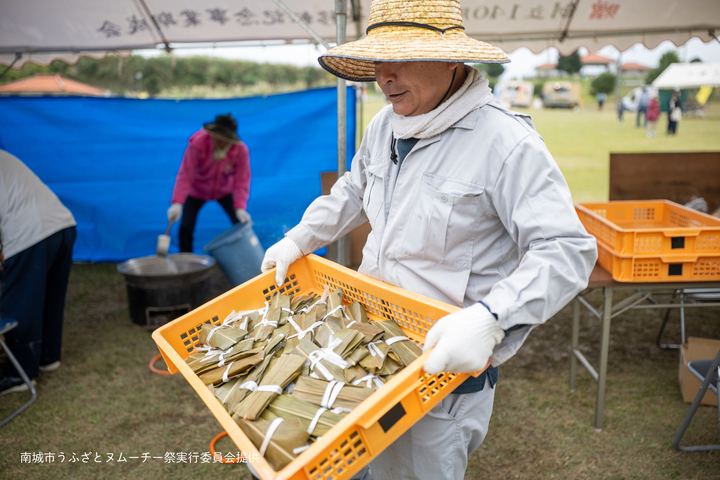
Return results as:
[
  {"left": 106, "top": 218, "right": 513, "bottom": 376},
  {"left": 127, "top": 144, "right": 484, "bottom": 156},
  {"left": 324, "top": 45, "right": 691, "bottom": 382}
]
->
[{"left": 288, "top": 103, "right": 597, "bottom": 365}]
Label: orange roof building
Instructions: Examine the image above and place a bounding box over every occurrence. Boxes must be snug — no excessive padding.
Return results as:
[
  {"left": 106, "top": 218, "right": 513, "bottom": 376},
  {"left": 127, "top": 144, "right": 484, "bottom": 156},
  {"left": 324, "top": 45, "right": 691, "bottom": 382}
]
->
[
  {"left": 535, "top": 63, "right": 559, "bottom": 70},
  {"left": 580, "top": 53, "right": 615, "bottom": 65},
  {"left": 621, "top": 62, "right": 651, "bottom": 71},
  {"left": 0, "top": 74, "right": 109, "bottom": 96}
]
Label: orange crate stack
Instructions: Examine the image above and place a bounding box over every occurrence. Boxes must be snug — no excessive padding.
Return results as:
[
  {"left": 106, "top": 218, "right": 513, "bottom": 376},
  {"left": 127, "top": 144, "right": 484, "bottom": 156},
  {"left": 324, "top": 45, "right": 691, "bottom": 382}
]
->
[
  {"left": 152, "top": 254, "right": 480, "bottom": 480},
  {"left": 575, "top": 200, "right": 720, "bottom": 282}
]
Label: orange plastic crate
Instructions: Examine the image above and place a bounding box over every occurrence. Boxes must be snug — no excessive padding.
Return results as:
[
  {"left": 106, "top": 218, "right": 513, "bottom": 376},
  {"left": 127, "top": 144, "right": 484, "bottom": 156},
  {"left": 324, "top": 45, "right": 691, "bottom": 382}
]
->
[
  {"left": 152, "top": 254, "right": 482, "bottom": 480},
  {"left": 575, "top": 200, "right": 720, "bottom": 257},
  {"left": 596, "top": 242, "right": 720, "bottom": 282}
]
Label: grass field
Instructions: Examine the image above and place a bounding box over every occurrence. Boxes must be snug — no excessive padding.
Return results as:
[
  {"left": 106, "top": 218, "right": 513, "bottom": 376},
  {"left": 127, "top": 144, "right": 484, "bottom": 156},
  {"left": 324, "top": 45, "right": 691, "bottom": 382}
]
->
[{"left": 2, "top": 100, "right": 720, "bottom": 479}]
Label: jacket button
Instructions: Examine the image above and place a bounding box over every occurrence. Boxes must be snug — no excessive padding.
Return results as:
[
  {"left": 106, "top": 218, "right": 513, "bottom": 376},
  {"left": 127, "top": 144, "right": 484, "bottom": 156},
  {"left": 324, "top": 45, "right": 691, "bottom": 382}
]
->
[{"left": 440, "top": 195, "right": 448, "bottom": 203}]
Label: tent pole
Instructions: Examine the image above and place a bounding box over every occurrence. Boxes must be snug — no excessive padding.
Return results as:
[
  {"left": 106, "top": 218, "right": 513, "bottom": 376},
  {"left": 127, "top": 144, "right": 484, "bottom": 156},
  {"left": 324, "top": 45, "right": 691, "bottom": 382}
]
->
[
  {"left": 351, "top": 0, "right": 365, "bottom": 147},
  {"left": 336, "top": 0, "right": 350, "bottom": 267},
  {"left": 0, "top": 53, "right": 21, "bottom": 81},
  {"left": 137, "top": 0, "right": 171, "bottom": 52},
  {"left": 271, "top": 0, "right": 330, "bottom": 50}
]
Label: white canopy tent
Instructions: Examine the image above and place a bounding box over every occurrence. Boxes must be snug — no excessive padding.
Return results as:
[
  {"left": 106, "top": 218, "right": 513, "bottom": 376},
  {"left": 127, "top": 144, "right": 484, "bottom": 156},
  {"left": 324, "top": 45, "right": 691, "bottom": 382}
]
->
[
  {"left": 1, "top": 0, "right": 719, "bottom": 264},
  {"left": 652, "top": 62, "right": 720, "bottom": 89}
]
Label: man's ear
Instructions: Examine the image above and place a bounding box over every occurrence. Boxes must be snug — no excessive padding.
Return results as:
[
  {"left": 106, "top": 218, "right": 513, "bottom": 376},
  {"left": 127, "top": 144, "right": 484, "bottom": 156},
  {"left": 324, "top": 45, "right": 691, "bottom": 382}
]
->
[{"left": 447, "top": 62, "right": 460, "bottom": 71}]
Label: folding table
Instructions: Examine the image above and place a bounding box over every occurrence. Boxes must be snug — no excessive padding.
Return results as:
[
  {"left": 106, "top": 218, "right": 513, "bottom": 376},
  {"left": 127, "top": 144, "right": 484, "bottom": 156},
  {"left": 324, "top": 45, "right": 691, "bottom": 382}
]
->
[{"left": 569, "top": 264, "right": 720, "bottom": 429}]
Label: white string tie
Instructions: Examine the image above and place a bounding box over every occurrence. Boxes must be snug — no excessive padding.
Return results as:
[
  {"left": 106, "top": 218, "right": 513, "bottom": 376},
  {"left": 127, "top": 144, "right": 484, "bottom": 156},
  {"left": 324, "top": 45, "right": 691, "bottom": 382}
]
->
[
  {"left": 202, "top": 345, "right": 233, "bottom": 361},
  {"left": 367, "top": 341, "right": 386, "bottom": 362},
  {"left": 222, "top": 362, "right": 234, "bottom": 383},
  {"left": 287, "top": 317, "right": 324, "bottom": 340},
  {"left": 385, "top": 336, "right": 410, "bottom": 346},
  {"left": 351, "top": 374, "right": 385, "bottom": 390},
  {"left": 298, "top": 298, "right": 326, "bottom": 314},
  {"left": 305, "top": 406, "right": 349, "bottom": 435},
  {"left": 259, "top": 418, "right": 284, "bottom": 457},
  {"left": 205, "top": 325, "right": 224, "bottom": 343},
  {"left": 322, "top": 304, "right": 343, "bottom": 320},
  {"left": 225, "top": 309, "right": 257, "bottom": 327},
  {"left": 237, "top": 381, "right": 283, "bottom": 395},
  {"left": 293, "top": 444, "right": 311, "bottom": 454},
  {"left": 307, "top": 338, "right": 348, "bottom": 378},
  {"left": 320, "top": 380, "right": 345, "bottom": 410}
]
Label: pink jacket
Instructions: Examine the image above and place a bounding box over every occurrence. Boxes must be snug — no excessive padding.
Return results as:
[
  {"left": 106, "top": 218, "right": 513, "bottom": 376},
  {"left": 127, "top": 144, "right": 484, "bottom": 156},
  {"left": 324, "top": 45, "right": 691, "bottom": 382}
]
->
[
  {"left": 646, "top": 98, "right": 661, "bottom": 122},
  {"left": 171, "top": 129, "right": 251, "bottom": 209}
]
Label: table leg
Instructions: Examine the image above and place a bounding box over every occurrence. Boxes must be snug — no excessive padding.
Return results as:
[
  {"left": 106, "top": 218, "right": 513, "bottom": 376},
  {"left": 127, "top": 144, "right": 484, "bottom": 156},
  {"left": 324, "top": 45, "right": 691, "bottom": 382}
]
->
[
  {"left": 570, "top": 296, "right": 580, "bottom": 392},
  {"left": 595, "top": 286, "right": 613, "bottom": 430}
]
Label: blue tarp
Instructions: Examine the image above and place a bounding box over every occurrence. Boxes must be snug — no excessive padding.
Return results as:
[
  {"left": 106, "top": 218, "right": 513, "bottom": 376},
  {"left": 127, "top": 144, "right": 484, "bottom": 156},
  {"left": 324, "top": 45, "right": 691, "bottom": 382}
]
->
[{"left": 0, "top": 87, "right": 356, "bottom": 261}]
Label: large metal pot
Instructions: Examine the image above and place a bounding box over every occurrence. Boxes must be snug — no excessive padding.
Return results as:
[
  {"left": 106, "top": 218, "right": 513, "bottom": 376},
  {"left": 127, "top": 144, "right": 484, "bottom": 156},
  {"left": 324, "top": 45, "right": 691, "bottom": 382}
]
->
[{"left": 117, "top": 253, "right": 216, "bottom": 330}]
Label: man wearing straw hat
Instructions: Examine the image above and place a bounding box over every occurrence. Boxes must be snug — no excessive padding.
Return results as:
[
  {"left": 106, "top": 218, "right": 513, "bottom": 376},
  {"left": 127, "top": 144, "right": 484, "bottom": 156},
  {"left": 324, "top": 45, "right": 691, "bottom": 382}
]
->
[{"left": 262, "top": 0, "right": 597, "bottom": 478}]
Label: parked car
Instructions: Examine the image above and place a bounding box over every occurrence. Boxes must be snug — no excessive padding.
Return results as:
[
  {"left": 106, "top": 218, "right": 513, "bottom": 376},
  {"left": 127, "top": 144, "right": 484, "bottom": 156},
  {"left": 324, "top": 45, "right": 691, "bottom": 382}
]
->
[
  {"left": 542, "top": 81, "right": 581, "bottom": 108},
  {"left": 493, "top": 81, "right": 535, "bottom": 108}
]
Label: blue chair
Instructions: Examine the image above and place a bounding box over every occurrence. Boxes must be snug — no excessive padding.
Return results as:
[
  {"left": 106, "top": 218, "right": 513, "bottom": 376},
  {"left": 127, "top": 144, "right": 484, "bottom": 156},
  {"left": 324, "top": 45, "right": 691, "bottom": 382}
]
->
[
  {"left": 0, "top": 318, "right": 37, "bottom": 428},
  {"left": 672, "top": 347, "right": 720, "bottom": 451}
]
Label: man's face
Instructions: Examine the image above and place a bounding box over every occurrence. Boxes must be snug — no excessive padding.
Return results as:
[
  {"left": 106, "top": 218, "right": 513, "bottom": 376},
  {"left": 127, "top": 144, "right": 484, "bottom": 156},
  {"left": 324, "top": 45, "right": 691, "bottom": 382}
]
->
[{"left": 375, "top": 61, "right": 460, "bottom": 117}]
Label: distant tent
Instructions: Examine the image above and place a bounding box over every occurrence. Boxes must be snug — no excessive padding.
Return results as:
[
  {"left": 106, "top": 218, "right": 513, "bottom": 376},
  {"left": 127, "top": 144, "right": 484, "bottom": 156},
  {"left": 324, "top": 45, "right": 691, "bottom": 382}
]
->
[
  {"left": 652, "top": 63, "right": 720, "bottom": 89},
  {"left": 0, "top": 74, "right": 110, "bottom": 96}
]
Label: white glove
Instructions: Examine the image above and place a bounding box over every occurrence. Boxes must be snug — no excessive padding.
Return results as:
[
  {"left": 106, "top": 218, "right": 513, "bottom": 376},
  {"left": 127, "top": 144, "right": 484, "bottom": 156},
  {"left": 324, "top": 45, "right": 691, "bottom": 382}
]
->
[
  {"left": 167, "top": 202, "right": 183, "bottom": 223},
  {"left": 423, "top": 303, "right": 505, "bottom": 374},
  {"left": 261, "top": 237, "right": 304, "bottom": 286},
  {"left": 235, "top": 208, "right": 251, "bottom": 224}
]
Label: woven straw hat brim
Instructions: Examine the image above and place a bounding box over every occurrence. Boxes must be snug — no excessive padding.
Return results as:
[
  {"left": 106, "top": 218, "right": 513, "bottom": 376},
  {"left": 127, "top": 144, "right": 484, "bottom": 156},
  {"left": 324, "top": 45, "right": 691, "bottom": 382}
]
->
[
  {"left": 319, "top": 28, "right": 509, "bottom": 82},
  {"left": 203, "top": 127, "right": 242, "bottom": 145}
]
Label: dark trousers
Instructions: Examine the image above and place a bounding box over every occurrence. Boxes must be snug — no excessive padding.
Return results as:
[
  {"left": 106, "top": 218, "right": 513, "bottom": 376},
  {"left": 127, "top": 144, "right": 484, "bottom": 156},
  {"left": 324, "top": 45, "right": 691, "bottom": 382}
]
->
[
  {"left": 667, "top": 117, "right": 678, "bottom": 135},
  {"left": 179, "top": 194, "right": 238, "bottom": 253},
  {"left": 636, "top": 106, "right": 648, "bottom": 127},
  {"left": 1, "top": 226, "right": 76, "bottom": 379}
]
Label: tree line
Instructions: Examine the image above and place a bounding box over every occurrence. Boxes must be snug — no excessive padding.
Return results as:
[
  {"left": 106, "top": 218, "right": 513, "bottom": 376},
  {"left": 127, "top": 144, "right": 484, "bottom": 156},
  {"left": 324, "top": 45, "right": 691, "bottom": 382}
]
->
[{"left": 1, "top": 54, "right": 336, "bottom": 96}]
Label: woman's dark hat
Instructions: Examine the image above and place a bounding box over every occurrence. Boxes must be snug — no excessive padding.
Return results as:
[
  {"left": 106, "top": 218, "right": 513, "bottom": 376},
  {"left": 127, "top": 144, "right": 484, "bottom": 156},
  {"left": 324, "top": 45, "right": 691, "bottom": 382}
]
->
[{"left": 203, "top": 114, "right": 241, "bottom": 143}]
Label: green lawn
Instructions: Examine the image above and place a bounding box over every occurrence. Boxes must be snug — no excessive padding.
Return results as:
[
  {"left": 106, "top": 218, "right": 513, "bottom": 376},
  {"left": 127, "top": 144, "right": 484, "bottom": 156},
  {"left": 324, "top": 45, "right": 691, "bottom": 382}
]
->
[{"left": 2, "top": 100, "right": 720, "bottom": 479}]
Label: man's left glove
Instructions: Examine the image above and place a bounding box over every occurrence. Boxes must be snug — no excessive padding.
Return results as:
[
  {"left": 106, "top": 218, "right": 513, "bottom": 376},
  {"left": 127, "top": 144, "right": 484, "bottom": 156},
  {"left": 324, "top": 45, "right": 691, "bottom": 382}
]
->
[
  {"left": 423, "top": 303, "right": 505, "bottom": 374},
  {"left": 235, "top": 208, "right": 251, "bottom": 224}
]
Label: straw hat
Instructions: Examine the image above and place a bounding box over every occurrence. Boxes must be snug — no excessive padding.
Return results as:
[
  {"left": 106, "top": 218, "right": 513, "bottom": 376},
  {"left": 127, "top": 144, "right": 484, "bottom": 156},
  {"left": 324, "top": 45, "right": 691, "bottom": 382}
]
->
[
  {"left": 319, "top": 0, "right": 509, "bottom": 82},
  {"left": 203, "top": 114, "right": 241, "bottom": 144}
]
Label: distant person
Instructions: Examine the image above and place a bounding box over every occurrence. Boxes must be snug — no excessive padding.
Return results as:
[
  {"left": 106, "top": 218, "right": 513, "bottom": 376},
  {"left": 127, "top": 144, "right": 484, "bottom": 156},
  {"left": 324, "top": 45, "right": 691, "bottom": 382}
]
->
[
  {"left": 597, "top": 92, "right": 606, "bottom": 110},
  {"left": 0, "top": 150, "right": 77, "bottom": 394},
  {"left": 636, "top": 88, "right": 650, "bottom": 128},
  {"left": 168, "top": 114, "right": 251, "bottom": 253},
  {"left": 667, "top": 91, "right": 681, "bottom": 135},
  {"left": 616, "top": 98, "right": 624, "bottom": 123},
  {"left": 646, "top": 93, "right": 661, "bottom": 137}
]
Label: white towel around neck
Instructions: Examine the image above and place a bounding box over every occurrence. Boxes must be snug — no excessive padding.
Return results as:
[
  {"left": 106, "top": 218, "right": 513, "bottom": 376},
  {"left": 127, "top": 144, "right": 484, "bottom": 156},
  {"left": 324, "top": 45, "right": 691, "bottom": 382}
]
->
[{"left": 387, "top": 66, "right": 494, "bottom": 140}]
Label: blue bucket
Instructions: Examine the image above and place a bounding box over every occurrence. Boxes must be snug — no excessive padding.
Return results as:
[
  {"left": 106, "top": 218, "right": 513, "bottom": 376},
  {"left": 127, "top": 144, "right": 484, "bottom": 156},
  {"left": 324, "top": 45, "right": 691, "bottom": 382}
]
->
[{"left": 203, "top": 221, "right": 265, "bottom": 287}]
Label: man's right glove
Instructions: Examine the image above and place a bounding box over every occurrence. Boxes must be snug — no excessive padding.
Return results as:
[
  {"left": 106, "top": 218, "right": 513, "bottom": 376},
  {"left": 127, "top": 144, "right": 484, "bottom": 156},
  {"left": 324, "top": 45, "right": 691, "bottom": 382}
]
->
[
  {"left": 422, "top": 303, "right": 505, "bottom": 374},
  {"left": 261, "top": 237, "right": 304, "bottom": 286},
  {"left": 167, "top": 203, "right": 183, "bottom": 223}
]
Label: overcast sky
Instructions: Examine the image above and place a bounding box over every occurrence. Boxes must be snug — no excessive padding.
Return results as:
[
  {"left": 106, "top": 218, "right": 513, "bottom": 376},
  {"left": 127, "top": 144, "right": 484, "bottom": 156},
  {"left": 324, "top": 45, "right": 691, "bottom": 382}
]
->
[{"left": 137, "top": 37, "right": 720, "bottom": 80}]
